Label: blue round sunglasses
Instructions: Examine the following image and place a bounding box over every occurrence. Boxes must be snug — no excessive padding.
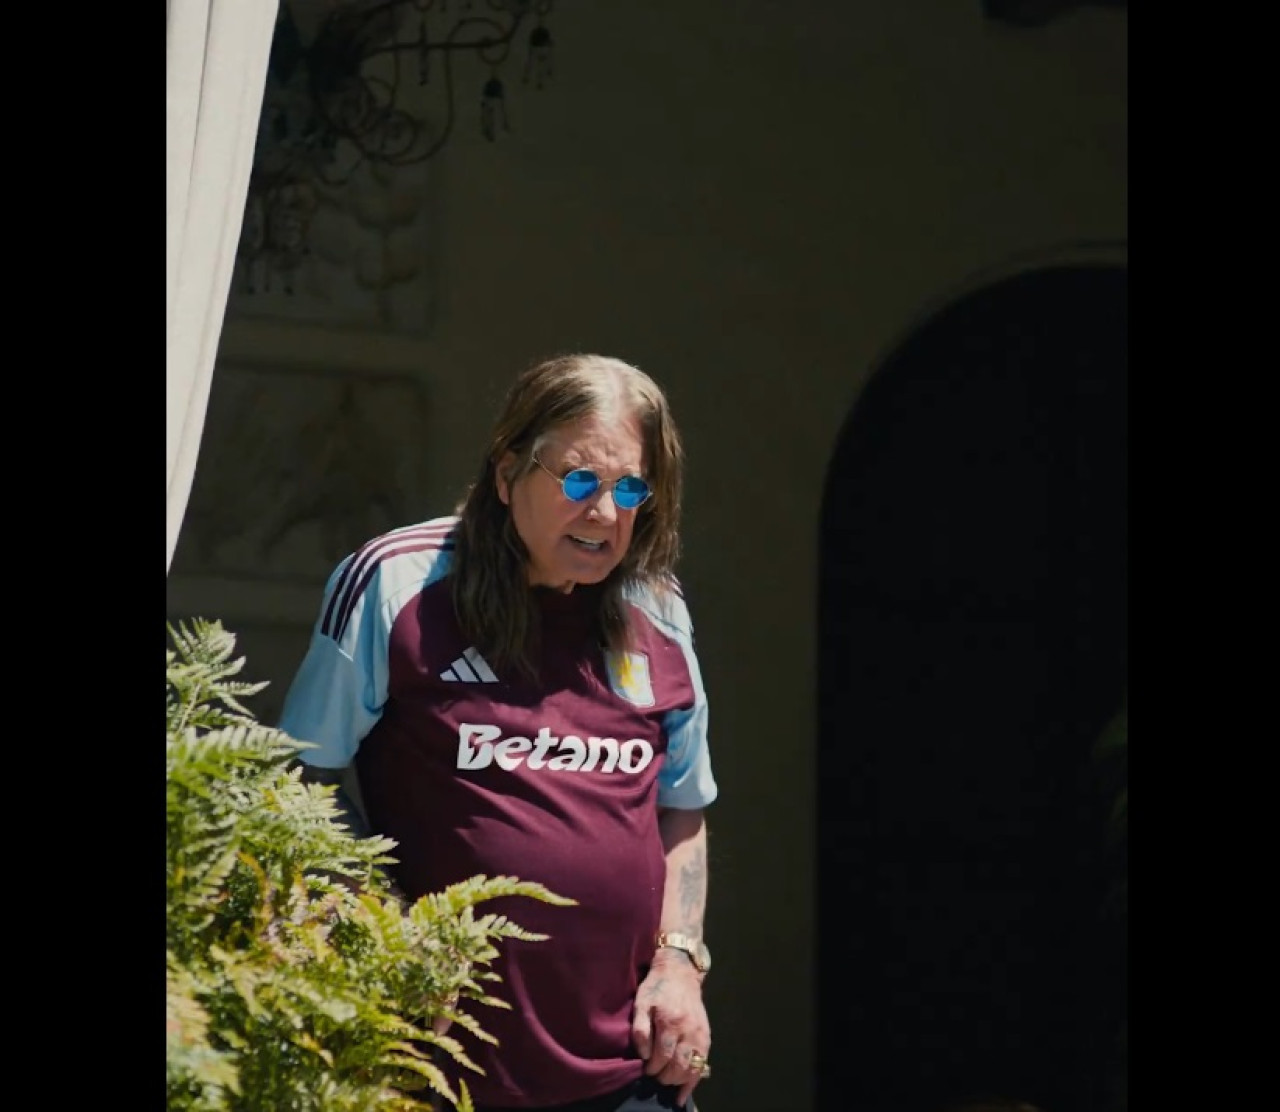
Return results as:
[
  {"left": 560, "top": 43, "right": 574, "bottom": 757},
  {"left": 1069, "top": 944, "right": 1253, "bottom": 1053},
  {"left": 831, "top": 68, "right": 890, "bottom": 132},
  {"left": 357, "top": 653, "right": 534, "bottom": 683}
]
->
[{"left": 532, "top": 453, "right": 653, "bottom": 510}]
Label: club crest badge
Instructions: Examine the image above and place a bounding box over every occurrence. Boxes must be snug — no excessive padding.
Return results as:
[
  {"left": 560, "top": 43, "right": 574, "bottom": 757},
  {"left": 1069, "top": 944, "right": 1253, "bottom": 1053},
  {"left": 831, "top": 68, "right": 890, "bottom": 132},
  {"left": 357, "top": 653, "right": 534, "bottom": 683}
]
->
[{"left": 605, "top": 650, "right": 655, "bottom": 707}]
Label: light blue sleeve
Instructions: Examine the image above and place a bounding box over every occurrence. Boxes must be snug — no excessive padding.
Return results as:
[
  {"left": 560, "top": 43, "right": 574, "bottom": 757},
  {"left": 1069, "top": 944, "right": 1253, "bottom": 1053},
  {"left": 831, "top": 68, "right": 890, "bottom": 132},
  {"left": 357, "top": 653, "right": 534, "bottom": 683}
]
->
[
  {"left": 277, "top": 557, "right": 390, "bottom": 769},
  {"left": 640, "top": 583, "right": 718, "bottom": 810}
]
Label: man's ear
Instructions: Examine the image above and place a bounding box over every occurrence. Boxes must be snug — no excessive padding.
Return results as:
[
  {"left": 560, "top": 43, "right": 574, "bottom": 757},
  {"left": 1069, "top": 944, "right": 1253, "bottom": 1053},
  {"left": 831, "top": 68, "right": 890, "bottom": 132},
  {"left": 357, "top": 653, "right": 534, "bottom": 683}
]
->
[{"left": 495, "top": 451, "right": 517, "bottom": 505}]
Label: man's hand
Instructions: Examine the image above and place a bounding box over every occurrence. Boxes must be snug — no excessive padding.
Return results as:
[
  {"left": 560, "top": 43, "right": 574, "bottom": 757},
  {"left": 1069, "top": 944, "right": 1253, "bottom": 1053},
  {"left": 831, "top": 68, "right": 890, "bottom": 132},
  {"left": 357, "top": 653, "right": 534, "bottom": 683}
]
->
[{"left": 631, "top": 948, "right": 711, "bottom": 1107}]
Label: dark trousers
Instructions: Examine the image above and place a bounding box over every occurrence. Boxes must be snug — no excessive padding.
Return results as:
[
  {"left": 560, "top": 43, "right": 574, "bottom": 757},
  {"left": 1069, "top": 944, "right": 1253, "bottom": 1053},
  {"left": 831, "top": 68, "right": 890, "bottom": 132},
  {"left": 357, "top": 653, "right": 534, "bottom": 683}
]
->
[{"left": 474, "top": 1076, "right": 692, "bottom": 1112}]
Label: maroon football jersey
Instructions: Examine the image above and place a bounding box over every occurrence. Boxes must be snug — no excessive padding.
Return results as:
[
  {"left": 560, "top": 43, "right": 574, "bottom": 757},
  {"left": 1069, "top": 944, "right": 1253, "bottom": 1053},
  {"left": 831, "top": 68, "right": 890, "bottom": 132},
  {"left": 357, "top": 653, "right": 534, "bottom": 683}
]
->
[{"left": 279, "top": 519, "right": 717, "bottom": 1107}]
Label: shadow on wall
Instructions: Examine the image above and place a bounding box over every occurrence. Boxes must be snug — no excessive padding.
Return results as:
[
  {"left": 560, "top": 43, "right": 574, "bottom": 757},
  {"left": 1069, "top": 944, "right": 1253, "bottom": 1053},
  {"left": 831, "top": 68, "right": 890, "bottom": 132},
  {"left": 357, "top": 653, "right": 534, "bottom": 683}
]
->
[{"left": 816, "top": 264, "right": 1127, "bottom": 1112}]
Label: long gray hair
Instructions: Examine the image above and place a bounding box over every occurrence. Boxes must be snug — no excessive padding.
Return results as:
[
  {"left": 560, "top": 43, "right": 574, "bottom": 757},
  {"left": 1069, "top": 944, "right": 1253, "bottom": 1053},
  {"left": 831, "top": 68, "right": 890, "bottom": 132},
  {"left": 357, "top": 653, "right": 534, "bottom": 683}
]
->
[{"left": 451, "top": 353, "right": 685, "bottom": 675}]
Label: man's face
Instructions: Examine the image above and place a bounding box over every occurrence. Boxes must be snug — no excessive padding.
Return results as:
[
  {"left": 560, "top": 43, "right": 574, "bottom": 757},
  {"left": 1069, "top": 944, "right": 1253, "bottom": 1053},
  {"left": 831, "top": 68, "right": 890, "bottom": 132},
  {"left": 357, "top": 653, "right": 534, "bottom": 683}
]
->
[{"left": 498, "top": 413, "right": 646, "bottom": 592}]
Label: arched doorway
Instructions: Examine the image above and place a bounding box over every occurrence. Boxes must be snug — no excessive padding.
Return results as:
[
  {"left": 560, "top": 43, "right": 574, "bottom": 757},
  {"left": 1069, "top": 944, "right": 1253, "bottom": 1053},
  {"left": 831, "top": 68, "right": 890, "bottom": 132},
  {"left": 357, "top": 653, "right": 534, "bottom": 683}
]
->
[{"left": 816, "top": 264, "right": 1127, "bottom": 1112}]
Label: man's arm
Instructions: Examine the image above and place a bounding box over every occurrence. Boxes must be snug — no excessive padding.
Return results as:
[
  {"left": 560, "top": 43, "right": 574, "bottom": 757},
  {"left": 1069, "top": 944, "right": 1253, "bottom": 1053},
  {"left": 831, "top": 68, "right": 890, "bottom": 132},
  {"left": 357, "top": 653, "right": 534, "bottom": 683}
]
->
[
  {"left": 657, "top": 805, "right": 707, "bottom": 942},
  {"left": 632, "top": 806, "right": 712, "bottom": 1107}
]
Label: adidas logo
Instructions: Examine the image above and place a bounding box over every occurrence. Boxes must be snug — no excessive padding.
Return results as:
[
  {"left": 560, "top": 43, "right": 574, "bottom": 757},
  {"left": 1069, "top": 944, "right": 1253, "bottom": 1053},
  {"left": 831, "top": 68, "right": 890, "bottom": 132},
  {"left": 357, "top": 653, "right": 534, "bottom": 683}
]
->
[{"left": 441, "top": 647, "right": 499, "bottom": 683}]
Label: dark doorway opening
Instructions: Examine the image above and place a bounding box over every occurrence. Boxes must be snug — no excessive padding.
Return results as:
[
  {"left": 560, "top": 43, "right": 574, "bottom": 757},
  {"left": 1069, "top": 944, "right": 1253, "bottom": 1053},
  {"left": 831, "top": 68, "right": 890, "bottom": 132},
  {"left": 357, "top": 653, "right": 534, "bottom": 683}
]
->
[{"left": 816, "top": 265, "right": 1127, "bottom": 1112}]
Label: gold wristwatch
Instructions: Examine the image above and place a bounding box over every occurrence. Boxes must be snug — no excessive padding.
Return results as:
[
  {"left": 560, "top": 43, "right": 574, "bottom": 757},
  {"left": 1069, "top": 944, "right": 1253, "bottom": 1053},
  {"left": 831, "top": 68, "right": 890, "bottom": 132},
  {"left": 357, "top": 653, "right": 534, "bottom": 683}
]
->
[{"left": 655, "top": 931, "right": 711, "bottom": 974}]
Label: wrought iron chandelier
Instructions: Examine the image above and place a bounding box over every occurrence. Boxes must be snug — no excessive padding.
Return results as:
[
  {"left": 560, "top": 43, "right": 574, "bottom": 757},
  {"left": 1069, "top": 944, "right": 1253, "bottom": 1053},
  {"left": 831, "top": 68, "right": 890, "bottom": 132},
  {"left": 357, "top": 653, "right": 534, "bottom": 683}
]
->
[
  {"left": 260, "top": 0, "right": 555, "bottom": 180},
  {"left": 233, "top": 0, "right": 555, "bottom": 304}
]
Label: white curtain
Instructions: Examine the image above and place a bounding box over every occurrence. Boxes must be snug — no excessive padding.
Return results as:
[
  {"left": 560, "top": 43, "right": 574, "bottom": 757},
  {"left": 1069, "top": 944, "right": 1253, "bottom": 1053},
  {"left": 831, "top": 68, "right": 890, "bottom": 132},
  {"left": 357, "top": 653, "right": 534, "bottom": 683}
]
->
[{"left": 167, "top": 0, "right": 279, "bottom": 573}]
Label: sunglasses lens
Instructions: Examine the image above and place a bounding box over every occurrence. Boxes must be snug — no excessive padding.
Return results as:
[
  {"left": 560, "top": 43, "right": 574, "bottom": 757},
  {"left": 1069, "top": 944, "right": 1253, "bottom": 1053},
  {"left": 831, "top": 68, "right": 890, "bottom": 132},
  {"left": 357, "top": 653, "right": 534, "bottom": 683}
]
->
[
  {"left": 561, "top": 469, "right": 601, "bottom": 501},
  {"left": 613, "top": 476, "right": 651, "bottom": 509}
]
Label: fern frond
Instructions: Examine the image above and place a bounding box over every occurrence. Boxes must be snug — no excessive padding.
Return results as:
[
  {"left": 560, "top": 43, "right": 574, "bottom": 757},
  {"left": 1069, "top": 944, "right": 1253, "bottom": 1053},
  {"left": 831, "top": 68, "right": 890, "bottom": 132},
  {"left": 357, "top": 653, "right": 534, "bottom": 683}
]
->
[{"left": 166, "top": 618, "right": 574, "bottom": 1111}]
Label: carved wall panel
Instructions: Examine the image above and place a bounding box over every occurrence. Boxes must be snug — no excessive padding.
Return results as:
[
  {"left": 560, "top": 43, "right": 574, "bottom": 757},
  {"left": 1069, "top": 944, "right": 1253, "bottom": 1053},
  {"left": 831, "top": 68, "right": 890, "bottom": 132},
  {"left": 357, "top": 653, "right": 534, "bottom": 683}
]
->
[{"left": 167, "top": 356, "right": 433, "bottom": 691}]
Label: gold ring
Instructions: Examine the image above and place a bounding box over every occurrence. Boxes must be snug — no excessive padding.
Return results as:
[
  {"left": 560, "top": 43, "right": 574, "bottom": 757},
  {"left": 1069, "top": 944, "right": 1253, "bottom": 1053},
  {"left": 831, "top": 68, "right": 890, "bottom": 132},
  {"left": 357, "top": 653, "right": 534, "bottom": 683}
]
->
[{"left": 688, "top": 1051, "right": 711, "bottom": 1077}]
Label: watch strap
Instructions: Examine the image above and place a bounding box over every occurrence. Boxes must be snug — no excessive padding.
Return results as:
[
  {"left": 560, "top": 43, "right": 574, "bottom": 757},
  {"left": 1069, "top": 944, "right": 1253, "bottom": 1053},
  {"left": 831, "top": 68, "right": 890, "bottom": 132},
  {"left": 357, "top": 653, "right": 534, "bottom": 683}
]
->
[{"left": 655, "top": 930, "right": 711, "bottom": 974}]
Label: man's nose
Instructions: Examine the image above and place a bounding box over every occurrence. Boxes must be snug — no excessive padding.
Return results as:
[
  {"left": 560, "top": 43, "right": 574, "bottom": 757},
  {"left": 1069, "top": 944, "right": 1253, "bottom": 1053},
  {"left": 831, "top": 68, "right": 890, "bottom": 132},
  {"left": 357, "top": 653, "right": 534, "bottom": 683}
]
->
[{"left": 584, "top": 487, "right": 618, "bottom": 522}]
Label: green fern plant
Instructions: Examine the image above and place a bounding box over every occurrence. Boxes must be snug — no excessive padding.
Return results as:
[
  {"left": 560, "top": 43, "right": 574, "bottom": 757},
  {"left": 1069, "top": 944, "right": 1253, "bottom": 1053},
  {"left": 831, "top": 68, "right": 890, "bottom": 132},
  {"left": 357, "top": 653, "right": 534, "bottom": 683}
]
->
[{"left": 166, "top": 618, "right": 574, "bottom": 1112}]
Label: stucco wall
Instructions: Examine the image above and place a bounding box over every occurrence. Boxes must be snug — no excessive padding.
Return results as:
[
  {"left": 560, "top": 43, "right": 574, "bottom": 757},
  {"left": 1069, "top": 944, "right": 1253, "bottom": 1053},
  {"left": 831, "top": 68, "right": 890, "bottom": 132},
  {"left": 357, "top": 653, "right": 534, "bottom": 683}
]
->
[{"left": 176, "top": 4, "right": 1127, "bottom": 1109}]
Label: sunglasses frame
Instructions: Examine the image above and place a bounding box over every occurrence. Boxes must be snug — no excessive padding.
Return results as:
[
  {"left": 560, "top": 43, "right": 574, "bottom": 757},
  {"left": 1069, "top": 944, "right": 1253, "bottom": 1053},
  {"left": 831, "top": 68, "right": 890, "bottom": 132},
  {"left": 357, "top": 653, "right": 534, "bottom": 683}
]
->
[{"left": 532, "top": 453, "right": 653, "bottom": 510}]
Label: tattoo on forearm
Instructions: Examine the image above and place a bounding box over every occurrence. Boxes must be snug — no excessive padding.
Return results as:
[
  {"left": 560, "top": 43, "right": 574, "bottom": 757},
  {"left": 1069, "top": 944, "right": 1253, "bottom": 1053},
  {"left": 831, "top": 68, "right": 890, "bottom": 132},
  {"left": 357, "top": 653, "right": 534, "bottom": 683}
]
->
[{"left": 678, "top": 845, "right": 706, "bottom": 932}]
